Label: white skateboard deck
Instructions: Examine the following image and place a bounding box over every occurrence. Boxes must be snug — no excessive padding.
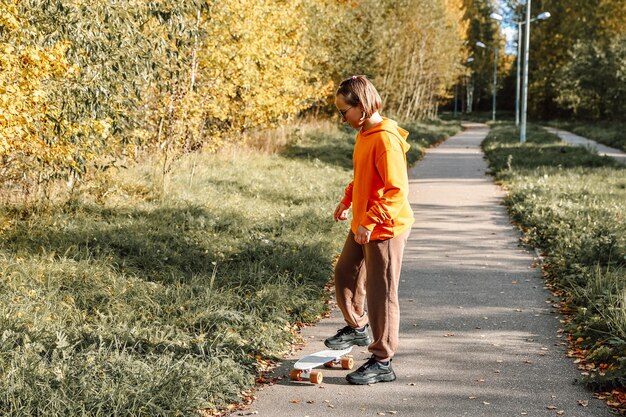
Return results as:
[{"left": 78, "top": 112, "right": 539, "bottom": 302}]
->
[{"left": 294, "top": 346, "right": 353, "bottom": 370}]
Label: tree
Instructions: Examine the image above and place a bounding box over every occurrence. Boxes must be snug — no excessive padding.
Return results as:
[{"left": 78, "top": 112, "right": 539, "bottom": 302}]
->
[
  {"left": 524, "top": 0, "right": 626, "bottom": 119},
  {"left": 556, "top": 34, "right": 626, "bottom": 120}
]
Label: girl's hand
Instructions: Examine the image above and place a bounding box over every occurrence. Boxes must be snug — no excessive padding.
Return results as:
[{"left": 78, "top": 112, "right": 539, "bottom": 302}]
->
[
  {"left": 354, "top": 225, "right": 372, "bottom": 245},
  {"left": 334, "top": 202, "right": 349, "bottom": 222}
]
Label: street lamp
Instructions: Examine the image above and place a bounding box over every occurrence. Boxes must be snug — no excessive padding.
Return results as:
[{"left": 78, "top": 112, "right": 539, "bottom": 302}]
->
[
  {"left": 475, "top": 12, "right": 502, "bottom": 122},
  {"left": 475, "top": 39, "right": 498, "bottom": 122},
  {"left": 515, "top": 10, "right": 550, "bottom": 130},
  {"left": 520, "top": 3, "right": 551, "bottom": 144}
]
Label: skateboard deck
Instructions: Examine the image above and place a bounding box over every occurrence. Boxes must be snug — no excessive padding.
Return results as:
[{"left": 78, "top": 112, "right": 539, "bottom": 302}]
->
[{"left": 290, "top": 347, "right": 354, "bottom": 384}]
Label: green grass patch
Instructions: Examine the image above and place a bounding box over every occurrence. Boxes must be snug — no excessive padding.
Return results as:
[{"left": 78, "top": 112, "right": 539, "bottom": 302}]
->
[
  {"left": 482, "top": 122, "right": 626, "bottom": 389},
  {"left": 547, "top": 120, "right": 626, "bottom": 152},
  {"left": 0, "top": 119, "right": 458, "bottom": 416},
  {"left": 282, "top": 119, "right": 461, "bottom": 169},
  {"left": 0, "top": 144, "right": 350, "bottom": 415}
]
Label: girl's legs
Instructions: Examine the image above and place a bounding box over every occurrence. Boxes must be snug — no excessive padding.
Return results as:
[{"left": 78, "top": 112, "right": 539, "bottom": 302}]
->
[
  {"left": 334, "top": 231, "right": 369, "bottom": 329},
  {"left": 363, "top": 230, "right": 410, "bottom": 361}
]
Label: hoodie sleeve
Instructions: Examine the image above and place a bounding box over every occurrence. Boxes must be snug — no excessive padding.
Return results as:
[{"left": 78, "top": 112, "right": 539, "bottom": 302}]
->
[
  {"left": 361, "top": 146, "right": 409, "bottom": 231},
  {"left": 340, "top": 181, "right": 353, "bottom": 207}
]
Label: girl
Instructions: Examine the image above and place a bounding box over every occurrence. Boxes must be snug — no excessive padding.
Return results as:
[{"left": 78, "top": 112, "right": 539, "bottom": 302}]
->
[{"left": 325, "top": 75, "right": 414, "bottom": 385}]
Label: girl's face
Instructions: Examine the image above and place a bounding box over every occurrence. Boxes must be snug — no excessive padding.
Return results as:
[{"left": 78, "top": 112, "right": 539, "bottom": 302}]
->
[{"left": 335, "top": 94, "right": 363, "bottom": 129}]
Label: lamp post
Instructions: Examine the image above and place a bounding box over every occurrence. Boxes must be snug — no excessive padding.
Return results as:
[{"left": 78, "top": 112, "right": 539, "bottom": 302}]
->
[
  {"left": 515, "top": 11, "right": 550, "bottom": 129},
  {"left": 475, "top": 40, "right": 498, "bottom": 122},
  {"left": 476, "top": 13, "right": 502, "bottom": 122},
  {"left": 519, "top": 0, "right": 532, "bottom": 143},
  {"left": 490, "top": 13, "right": 503, "bottom": 123}
]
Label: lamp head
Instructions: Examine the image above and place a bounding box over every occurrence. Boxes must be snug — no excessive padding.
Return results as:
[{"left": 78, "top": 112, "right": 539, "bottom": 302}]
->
[
  {"left": 537, "top": 11, "right": 551, "bottom": 20},
  {"left": 490, "top": 12, "right": 503, "bottom": 21},
  {"left": 476, "top": 41, "right": 487, "bottom": 49}
]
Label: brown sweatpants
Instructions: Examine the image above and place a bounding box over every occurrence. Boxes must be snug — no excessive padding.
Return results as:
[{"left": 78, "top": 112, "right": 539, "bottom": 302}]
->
[{"left": 334, "top": 229, "right": 410, "bottom": 361}]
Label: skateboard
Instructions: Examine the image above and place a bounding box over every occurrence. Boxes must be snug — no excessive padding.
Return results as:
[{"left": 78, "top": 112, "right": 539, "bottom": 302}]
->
[{"left": 289, "top": 346, "right": 354, "bottom": 384}]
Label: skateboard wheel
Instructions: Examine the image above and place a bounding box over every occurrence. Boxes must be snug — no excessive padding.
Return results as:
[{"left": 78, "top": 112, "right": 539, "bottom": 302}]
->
[
  {"left": 309, "top": 371, "right": 323, "bottom": 384},
  {"left": 324, "top": 361, "right": 334, "bottom": 368},
  {"left": 341, "top": 357, "right": 354, "bottom": 370},
  {"left": 289, "top": 369, "right": 303, "bottom": 381}
]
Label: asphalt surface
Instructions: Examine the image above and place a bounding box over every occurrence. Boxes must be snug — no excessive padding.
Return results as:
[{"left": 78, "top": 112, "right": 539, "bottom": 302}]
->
[{"left": 246, "top": 123, "right": 611, "bottom": 417}]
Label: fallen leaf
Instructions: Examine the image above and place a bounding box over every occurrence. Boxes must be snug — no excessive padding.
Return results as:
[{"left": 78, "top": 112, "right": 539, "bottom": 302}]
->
[
  {"left": 546, "top": 406, "right": 557, "bottom": 410},
  {"left": 468, "top": 396, "right": 477, "bottom": 400},
  {"left": 291, "top": 399, "right": 301, "bottom": 403},
  {"left": 577, "top": 400, "right": 588, "bottom": 407},
  {"left": 556, "top": 411, "right": 565, "bottom": 415},
  {"left": 483, "top": 401, "right": 490, "bottom": 405}
]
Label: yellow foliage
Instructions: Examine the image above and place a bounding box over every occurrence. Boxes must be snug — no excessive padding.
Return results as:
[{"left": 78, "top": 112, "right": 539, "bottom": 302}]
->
[
  {"left": 0, "top": 3, "right": 109, "bottom": 190},
  {"left": 1, "top": 0, "right": 470, "bottom": 198},
  {"left": 198, "top": 0, "right": 323, "bottom": 131}
]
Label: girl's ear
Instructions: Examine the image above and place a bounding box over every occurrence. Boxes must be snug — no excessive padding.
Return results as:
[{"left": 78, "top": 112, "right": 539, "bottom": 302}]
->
[{"left": 359, "top": 103, "right": 366, "bottom": 119}]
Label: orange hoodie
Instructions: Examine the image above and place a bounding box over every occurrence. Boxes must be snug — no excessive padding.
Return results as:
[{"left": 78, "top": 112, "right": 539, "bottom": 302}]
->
[{"left": 341, "top": 118, "right": 414, "bottom": 240}]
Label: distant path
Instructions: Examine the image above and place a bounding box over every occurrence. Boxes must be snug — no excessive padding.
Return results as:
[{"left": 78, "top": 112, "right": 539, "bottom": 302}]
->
[
  {"left": 545, "top": 126, "right": 626, "bottom": 165},
  {"left": 247, "top": 122, "right": 610, "bottom": 417}
]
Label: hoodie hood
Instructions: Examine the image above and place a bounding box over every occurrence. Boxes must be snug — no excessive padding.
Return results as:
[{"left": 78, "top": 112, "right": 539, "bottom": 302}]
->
[{"left": 361, "top": 117, "right": 410, "bottom": 153}]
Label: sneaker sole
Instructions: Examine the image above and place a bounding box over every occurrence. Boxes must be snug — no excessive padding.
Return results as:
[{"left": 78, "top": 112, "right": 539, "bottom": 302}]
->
[
  {"left": 346, "top": 372, "right": 397, "bottom": 385},
  {"left": 324, "top": 338, "right": 372, "bottom": 350}
]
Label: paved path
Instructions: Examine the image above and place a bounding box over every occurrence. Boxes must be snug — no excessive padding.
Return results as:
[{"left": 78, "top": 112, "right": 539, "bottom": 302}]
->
[
  {"left": 247, "top": 123, "right": 610, "bottom": 417},
  {"left": 544, "top": 126, "right": 626, "bottom": 165}
]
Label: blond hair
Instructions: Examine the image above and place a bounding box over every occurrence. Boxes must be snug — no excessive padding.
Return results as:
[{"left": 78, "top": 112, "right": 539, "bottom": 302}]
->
[{"left": 336, "top": 75, "right": 382, "bottom": 118}]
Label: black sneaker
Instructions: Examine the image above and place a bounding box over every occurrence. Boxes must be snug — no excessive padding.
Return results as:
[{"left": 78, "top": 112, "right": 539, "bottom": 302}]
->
[
  {"left": 324, "top": 325, "right": 372, "bottom": 350},
  {"left": 346, "top": 356, "right": 396, "bottom": 385}
]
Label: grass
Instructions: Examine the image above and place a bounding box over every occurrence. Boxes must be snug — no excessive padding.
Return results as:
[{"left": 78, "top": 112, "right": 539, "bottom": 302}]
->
[
  {"left": 482, "top": 122, "right": 626, "bottom": 389},
  {"left": 0, "top": 118, "right": 459, "bottom": 416},
  {"left": 0, "top": 144, "right": 350, "bottom": 415},
  {"left": 546, "top": 120, "right": 626, "bottom": 152},
  {"left": 440, "top": 110, "right": 515, "bottom": 124},
  {"left": 282, "top": 118, "right": 462, "bottom": 170}
]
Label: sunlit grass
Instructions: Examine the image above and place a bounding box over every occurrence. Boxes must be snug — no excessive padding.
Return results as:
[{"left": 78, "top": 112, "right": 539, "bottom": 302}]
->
[
  {"left": 0, "top": 119, "right": 459, "bottom": 415},
  {"left": 0, "top": 133, "right": 350, "bottom": 416}
]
